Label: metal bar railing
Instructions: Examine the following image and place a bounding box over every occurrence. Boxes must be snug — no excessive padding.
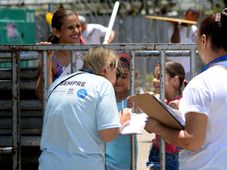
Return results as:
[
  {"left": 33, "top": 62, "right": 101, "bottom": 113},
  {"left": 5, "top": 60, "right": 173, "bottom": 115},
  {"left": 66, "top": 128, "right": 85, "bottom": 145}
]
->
[
  {"left": 190, "top": 49, "right": 197, "bottom": 79},
  {"left": 0, "top": 43, "right": 196, "bottom": 52},
  {"left": 129, "top": 51, "right": 136, "bottom": 170},
  {"left": 0, "top": 43, "right": 197, "bottom": 170},
  {"left": 12, "top": 51, "right": 21, "bottom": 170},
  {"left": 159, "top": 50, "right": 166, "bottom": 170},
  {"left": 42, "top": 51, "right": 48, "bottom": 108},
  {"left": 71, "top": 50, "right": 76, "bottom": 73}
]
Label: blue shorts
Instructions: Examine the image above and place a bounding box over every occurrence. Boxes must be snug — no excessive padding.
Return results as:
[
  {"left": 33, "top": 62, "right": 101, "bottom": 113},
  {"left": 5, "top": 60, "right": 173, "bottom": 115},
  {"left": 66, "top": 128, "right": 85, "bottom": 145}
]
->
[{"left": 146, "top": 146, "right": 179, "bottom": 170}]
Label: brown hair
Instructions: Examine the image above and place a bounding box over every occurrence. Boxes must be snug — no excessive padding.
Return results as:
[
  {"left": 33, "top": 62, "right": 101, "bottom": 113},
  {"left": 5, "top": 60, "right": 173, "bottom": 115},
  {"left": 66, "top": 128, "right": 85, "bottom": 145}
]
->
[
  {"left": 50, "top": 9, "right": 78, "bottom": 44},
  {"left": 52, "top": 9, "right": 78, "bottom": 30},
  {"left": 165, "top": 61, "right": 186, "bottom": 95}
]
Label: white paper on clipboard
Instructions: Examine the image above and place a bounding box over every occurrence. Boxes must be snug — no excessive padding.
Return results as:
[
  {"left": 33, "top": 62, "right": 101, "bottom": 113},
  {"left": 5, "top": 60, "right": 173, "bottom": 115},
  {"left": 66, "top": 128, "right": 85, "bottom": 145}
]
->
[{"left": 120, "top": 113, "right": 147, "bottom": 135}]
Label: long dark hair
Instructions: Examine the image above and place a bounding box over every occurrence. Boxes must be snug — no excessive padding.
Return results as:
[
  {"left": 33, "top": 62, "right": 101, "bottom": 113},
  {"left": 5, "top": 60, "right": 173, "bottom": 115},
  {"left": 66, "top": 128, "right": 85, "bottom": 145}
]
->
[
  {"left": 49, "top": 9, "right": 78, "bottom": 44},
  {"left": 166, "top": 61, "right": 186, "bottom": 95}
]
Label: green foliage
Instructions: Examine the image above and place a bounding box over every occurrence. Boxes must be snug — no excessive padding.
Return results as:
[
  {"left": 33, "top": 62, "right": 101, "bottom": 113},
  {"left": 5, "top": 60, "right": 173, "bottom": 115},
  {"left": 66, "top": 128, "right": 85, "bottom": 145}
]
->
[{"left": 139, "top": 72, "right": 155, "bottom": 92}]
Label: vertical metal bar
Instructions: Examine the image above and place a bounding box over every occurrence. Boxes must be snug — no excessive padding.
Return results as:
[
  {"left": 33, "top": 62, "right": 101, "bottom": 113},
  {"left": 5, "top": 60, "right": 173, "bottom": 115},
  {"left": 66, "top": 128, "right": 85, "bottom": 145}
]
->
[
  {"left": 130, "top": 51, "right": 135, "bottom": 95},
  {"left": 160, "top": 50, "right": 166, "bottom": 170},
  {"left": 12, "top": 51, "right": 21, "bottom": 170},
  {"left": 71, "top": 50, "right": 76, "bottom": 73},
  {"left": 129, "top": 51, "right": 136, "bottom": 170},
  {"left": 190, "top": 48, "right": 197, "bottom": 79},
  {"left": 42, "top": 51, "right": 48, "bottom": 111}
]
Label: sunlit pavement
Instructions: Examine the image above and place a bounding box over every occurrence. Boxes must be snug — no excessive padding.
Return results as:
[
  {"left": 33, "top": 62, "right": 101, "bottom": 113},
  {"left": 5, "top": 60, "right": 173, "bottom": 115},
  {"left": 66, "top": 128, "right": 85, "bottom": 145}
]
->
[{"left": 137, "top": 130, "right": 155, "bottom": 170}]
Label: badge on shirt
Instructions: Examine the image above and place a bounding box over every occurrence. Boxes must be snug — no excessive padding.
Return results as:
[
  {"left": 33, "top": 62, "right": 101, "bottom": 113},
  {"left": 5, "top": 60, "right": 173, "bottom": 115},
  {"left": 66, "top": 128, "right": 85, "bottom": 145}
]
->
[{"left": 77, "top": 89, "right": 87, "bottom": 98}]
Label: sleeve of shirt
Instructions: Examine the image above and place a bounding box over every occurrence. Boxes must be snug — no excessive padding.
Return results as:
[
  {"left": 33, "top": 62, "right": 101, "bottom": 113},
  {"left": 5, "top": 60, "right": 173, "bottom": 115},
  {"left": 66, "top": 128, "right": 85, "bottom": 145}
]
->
[
  {"left": 96, "top": 81, "right": 121, "bottom": 131},
  {"left": 95, "top": 24, "right": 108, "bottom": 36},
  {"left": 179, "top": 77, "right": 211, "bottom": 117}
]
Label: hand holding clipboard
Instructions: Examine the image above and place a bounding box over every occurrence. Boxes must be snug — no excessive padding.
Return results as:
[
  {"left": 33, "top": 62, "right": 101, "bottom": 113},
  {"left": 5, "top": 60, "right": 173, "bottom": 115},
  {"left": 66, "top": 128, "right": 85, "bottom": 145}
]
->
[{"left": 128, "top": 93, "right": 185, "bottom": 130}]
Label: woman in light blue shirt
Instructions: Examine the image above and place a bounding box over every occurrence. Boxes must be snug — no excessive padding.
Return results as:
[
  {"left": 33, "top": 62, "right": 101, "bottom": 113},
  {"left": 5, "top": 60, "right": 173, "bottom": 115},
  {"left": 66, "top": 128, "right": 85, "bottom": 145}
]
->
[{"left": 39, "top": 47, "right": 123, "bottom": 170}]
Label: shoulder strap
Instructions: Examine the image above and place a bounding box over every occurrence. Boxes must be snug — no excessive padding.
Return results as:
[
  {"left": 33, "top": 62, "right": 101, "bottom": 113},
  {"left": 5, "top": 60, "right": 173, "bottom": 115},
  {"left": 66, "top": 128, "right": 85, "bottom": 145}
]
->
[{"left": 46, "top": 72, "right": 83, "bottom": 102}]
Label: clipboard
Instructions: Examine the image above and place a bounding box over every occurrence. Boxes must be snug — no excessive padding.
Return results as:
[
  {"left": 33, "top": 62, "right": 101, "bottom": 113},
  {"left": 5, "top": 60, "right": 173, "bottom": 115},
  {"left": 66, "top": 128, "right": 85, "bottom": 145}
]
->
[{"left": 128, "top": 93, "right": 185, "bottom": 130}]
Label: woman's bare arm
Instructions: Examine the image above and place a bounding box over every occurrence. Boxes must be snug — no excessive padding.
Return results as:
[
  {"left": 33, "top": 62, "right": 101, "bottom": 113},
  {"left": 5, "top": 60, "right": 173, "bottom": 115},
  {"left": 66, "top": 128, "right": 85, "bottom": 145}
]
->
[
  {"left": 145, "top": 112, "right": 208, "bottom": 151},
  {"left": 36, "top": 53, "right": 54, "bottom": 102}
]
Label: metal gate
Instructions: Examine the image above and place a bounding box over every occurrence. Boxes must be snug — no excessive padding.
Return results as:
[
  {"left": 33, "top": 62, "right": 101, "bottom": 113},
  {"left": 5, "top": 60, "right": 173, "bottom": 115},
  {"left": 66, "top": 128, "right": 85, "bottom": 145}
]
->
[{"left": 0, "top": 43, "right": 198, "bottom": 170}]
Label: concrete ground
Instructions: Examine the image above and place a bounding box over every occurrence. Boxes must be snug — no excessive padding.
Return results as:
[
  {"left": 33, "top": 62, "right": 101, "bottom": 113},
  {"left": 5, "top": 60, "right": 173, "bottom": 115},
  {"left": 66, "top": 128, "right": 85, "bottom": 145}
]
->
[{"left": 137, "top": 130, "right": 155, "bottom": 170}]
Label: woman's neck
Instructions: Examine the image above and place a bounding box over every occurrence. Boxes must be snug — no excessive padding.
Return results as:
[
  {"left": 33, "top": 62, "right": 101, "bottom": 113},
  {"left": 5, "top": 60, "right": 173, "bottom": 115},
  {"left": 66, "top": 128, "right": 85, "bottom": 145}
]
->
[
  {"left": 55, "top": 51, "right": 74, "bottom": 66},
  {"left": 116, "top": 90, "right": 129, "bottom": 102},
  {"left": 206, "top": 49, "right": 227, "bottom": 64},
  {"left": 56, "top": 50, "right": 71, "bottom": 58}
]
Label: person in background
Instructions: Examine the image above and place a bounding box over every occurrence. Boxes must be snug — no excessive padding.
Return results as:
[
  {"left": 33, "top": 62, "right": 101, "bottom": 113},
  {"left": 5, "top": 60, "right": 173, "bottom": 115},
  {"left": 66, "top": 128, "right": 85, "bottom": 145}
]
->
[
  {"left": 106, "top": 53, "right": 138, "bottom": 170},
  {"left": 39, "top": 46, "right": 131, "bottom": 170},
  {"left": 145, "top": 8, "right": 227, "bottom": 169},
  {"left": 168, "top": 8, "right": 200, "bottom": 43},
  {"left": 36, "top": 8, "right": 84, "bottom": 101},
  {"left": 146, "top": 61, "right": 186, "bottom": 170},
  {"left": 79, "top": 15, "right": 115, "bottom": 44}
]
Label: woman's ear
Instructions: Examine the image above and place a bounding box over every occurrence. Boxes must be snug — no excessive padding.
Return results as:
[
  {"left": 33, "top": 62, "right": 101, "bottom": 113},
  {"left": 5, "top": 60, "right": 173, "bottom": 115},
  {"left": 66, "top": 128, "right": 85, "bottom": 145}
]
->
[
  {"left": 201, "top": 34, "right": 207, "bottom": 49},
  {"left": 52, "top": 28, "right": 60, "bottom": 38},
  {"left": 100, "top": 67, "right": 107, "bottom": 77},
  {"left": 172, "top": 75, "right": 180, "bottom": 89}
]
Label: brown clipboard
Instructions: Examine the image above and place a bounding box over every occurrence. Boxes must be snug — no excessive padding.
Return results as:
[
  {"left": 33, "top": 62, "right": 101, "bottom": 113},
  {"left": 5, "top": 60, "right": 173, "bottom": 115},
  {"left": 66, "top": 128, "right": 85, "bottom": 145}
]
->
[{"left": 128, "top": 93, "right": 185, "bottom": 130}]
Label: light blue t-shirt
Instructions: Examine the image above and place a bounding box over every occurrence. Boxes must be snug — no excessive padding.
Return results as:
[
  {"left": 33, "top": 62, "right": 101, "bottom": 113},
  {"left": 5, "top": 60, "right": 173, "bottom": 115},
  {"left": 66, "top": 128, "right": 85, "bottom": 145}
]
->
[
  {"left": 106, "top": 99, "right": 138, "bottom": 170},
  {"left": 39, "top": 72, "right": 121, "bottom": 170}
]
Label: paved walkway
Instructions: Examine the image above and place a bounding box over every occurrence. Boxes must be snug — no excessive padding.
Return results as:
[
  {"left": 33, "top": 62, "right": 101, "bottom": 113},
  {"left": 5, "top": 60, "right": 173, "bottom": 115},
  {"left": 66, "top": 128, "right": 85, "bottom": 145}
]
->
[{"left": 137, "top": 130, "right": 155, "bottom": 170}]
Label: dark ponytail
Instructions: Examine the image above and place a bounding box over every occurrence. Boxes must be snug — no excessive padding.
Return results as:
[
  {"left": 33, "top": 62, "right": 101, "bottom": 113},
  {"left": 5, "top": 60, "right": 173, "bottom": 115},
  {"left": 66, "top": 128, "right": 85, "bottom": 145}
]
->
[
  {"left": 48, "top": 35, "right": 59, "bottom": 44},
  {"left": 221, "top": 8, "right": 227, "bottom": 50},
  {"left": 221, "top": 8, "right": 227, "bottom": 27},
  {"left": 199, "top": 8, "right": 227, "bottom": 51},
  {"left": 165, "top": 61, "right": 186, "bottom": 96}
]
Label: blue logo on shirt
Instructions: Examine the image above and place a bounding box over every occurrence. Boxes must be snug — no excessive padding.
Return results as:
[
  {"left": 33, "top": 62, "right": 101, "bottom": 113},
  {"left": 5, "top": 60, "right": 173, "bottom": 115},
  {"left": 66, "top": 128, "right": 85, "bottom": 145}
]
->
[{"left": 77, "top": 89, "right": 87, "bottom": 98}]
